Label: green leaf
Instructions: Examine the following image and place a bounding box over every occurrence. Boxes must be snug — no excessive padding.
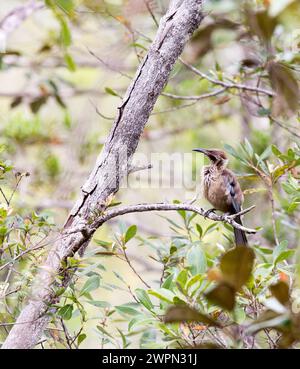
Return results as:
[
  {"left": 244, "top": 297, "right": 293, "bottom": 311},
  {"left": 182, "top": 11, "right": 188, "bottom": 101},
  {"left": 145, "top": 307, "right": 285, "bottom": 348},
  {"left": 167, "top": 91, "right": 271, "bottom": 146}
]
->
[
  {"left": 96, "top": 325, "right": 114, "bottom": 338},
  {"left": 86, "top": 300, "right": 111, "bottom": 308},
  {"left": 203, "top": 223, "right": 219, "bottom": 236},
  {"left": 117, "top": 328, "right": 128, "bottom": 348},
  {"left": 113, "top": 271, "right": 126, "bottom": 284},
  {"left": 220, "top": 246, "right": 255, "bottom": 290},
  {"left": 130, "top": 42, "right": 147, "bottom": 51},
  {"left": 273, "top": 240, "right": 293, "bottom": 265},
  {"left": 115, "top": 305, "right": 140, "bottom": 316},
  {"left": 205, "top": 283, "right": 236, "bottom": 311},
  {"left": 80, "top": 275, "right": 100, "bottom": 296},
  {"left": 107, "top": 201, "right": 122, "bottom": 208},
  {"left": 105, "top": 87, "right": 120, "bottom": 97},
  {"left": 64, "top": 53, "right": 76, "bottom": 71},
  {"left": 272, "top": 164, "right": 292, "bottom": 183},
  {"left": 224, "top": 144, "right": 243, "bottom": 162},
  {"left": 94, "top": 239, "right": 112, "bottom": 249},
  {"left": 60, "top": 18, "right": 71, "bottom": 47},
  {"left": 187, "top": 245, "right": 207, "bottom": 275},
  {"left": 271, "top": 145, "right": 282, "bottom": 157},
  {"left": 187, "top": 212, "right": 197, "bottom": 225},
  {"left": 128, "top": 316, "right": 154, "bottom": 331},
  {"left": 124, "top": 225, "right": 137, "bottom": 244},
  {"left": 161, "top": 274, "right": 174, "bottom": 290},
  {"left": 259, "top": 146, "right": 272, "bottom": 161},
  {"left": 233, "top": 306, "right": 246, "bottom": 324},
  {"left": 176, "top": 269, "right": 188, "bottom": 289},
  {"left": 186, "top": 274, "right": 204, "bottom": 291},
  {"left": 56, "top": 0, "right": 75, "bottom": 14},
  {"left": 196, "top": 223, "right": 203, "bottom": 238},
  {"left": 159, "top": 215, "right": 184, "bottom": 230},
  {"left": 77, "top": 333, "right": 87, "bottom": 346},
  {"left": 275, "top": 250, "right": 294, "bottom": 264},
  {"left": 58, "top": 304, "right": 73, "bottom": 320},
  {"left": 63, "top": 110, "right": 71, "bottom": 128},
  {"left": 148, "top": 288, "right": 175, "bottom": 304},
  {"left": 135, "top": 289, "right": 154, "bottom": 311},
  {"left": 54, "top": 287, "right": 66, "bottom": 297},
  {"left": 244, "top": 138, "right": 254, "bottom": 158}
]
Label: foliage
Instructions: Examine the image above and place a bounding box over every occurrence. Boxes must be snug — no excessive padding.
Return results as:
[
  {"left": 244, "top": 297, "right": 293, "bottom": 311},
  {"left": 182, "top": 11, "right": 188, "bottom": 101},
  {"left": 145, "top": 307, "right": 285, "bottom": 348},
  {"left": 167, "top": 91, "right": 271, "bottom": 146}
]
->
[
  {"left": 0, "top": 153, "right": 54, "bottom": 343},
  {"left": 81, "top": 181, "right": 299, "bottom": 348}
]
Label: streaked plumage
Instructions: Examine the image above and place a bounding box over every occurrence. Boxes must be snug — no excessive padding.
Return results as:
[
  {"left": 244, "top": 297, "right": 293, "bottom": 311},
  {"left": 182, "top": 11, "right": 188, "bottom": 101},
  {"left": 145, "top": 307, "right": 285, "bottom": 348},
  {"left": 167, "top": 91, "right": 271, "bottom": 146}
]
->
[{"left": 194, "top": 148, "right": 248, "bottom": 246}]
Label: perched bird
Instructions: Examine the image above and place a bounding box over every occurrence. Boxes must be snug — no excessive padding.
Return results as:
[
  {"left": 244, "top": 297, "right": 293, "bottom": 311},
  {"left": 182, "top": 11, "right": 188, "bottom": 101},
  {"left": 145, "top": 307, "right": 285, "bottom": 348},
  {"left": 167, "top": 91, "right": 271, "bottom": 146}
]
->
[{"left": 193, "top": 148, "right": 248, "bottom": 246}]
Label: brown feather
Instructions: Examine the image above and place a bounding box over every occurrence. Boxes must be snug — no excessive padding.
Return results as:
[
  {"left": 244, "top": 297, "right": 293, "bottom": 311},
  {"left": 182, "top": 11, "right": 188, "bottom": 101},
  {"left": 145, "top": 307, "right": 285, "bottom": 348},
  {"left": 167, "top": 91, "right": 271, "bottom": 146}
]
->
[{"left": 198, "top": 149, "right": 248, "bottom": 246}]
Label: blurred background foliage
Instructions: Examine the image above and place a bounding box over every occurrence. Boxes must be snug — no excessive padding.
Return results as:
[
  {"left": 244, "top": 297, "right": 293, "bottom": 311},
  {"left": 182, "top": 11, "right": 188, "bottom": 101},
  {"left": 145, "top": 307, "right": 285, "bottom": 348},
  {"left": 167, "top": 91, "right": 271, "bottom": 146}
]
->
[{"left": 0, "top": 0, "right": 299, "bottom": 348}]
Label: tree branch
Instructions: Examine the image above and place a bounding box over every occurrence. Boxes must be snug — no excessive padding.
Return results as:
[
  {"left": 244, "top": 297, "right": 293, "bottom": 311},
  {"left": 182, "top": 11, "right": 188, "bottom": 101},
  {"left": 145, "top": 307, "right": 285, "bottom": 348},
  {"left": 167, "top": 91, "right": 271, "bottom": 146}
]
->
[
  {"left": 2, "top": 0, "right": 204, "bottom": 349},
  {"left": 90, "top": 203, "right": 257, "bottom": 234},
  {"left": 180, "top": 58, "right": 275, "bottom": 97}
]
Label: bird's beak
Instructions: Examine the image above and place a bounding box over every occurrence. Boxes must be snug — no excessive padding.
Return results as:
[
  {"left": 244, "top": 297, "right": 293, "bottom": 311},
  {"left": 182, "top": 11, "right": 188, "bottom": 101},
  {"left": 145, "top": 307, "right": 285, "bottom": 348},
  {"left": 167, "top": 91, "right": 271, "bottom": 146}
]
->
[{"left": 193, "top": 148, "right": 209, "bottom": 156}]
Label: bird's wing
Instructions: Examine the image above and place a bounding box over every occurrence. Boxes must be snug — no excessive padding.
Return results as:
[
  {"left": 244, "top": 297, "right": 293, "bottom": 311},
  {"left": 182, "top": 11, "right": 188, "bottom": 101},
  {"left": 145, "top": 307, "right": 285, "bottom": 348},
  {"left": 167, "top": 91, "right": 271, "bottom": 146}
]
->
[{"left": 223, "top": 170, "right": 241, "bottom": 214}]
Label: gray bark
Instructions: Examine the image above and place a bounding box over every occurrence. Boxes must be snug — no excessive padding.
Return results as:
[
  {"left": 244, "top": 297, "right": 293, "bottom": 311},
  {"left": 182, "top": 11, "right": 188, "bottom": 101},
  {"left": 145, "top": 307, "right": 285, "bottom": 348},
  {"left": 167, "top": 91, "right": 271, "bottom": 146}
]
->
[
  {"left": 91, "top": 203, "right": 256, "bottom": 233},
  {"left": 2, "top": 0, "right": 203, "bottom": 349}
]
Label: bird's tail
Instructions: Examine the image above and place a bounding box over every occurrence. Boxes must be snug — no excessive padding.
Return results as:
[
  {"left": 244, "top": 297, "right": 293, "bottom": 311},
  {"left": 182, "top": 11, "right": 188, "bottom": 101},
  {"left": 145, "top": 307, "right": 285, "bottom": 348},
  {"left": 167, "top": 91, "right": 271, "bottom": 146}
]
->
[{"left": 233, "top": 214, "right": 248, "bottom": 246}]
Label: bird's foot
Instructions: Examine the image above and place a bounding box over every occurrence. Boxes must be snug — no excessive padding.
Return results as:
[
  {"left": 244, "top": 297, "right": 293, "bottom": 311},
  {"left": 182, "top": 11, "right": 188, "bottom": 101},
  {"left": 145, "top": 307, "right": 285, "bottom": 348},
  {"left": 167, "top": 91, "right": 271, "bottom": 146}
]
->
[
  {"left": 219, "top": 212, "right": 234, "bottom": 222},
  {"left": 203, "top": 208, "right": 216, "bottom": 218}
]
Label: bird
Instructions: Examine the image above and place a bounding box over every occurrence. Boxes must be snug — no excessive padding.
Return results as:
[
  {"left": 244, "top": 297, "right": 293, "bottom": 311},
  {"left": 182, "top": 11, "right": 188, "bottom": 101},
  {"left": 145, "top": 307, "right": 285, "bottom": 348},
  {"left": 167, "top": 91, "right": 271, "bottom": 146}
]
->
[{"left": 193, "top": 148, "right": 248, "bottom": 246}]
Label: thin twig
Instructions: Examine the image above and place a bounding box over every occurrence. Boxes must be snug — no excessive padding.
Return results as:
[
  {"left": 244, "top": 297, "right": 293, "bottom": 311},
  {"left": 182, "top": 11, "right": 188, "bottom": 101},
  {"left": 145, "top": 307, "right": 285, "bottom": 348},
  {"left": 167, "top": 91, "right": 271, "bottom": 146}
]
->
[
  {"left": 0, "top": 187, "right": 9, "bottom": 205},
  {"left": 151, "top": 100, "right": 199, "bottom": 114},
  {"left": 89, "top": 99, "right": 115, "bottom": 120},
  {"left": 161, "top": 88, "right": 226, "bottom": 101},
  {"left": 2, "top": 287, "right": 21, "bottom": 298},
  {"left": 268, "top": 187, "right": 279, "bottom": 246},
  {"left": 87, "top": 48, "right": 132, "bottom": 80},
  {"left": 122, "top": 247, "right": 151, "bottom": 288},
  {"left": 269, "top": 115, "right": 300, "bottom": 139},
  {"left": 0, "top": 243, "right": 45, "bottom": 272},
  {"left": 180, "top": 58, "right": 275, "bottom": 97},
  {"left": 144, "top": 0, "right": 159, "bottom": 27},
  {"left": 60, "top": 318, "right": 73, "bottom": 349},
  {"left": 8, "top": 176, "right": 22, "bottom": 206}
]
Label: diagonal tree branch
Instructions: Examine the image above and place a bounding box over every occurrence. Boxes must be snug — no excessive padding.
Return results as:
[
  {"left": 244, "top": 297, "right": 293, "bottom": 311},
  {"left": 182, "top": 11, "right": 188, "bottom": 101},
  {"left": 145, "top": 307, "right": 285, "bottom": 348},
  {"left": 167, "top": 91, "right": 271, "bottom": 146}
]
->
[{"left": 2, "top": 0, "right": 204, "bottom": 349}]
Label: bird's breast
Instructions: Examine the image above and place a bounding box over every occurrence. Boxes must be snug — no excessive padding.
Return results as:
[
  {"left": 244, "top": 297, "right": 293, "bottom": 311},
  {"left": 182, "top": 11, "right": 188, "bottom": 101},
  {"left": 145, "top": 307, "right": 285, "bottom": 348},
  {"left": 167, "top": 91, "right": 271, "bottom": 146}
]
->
[{"left": 202, "top": 167, "right": 232, "bottom": 212}]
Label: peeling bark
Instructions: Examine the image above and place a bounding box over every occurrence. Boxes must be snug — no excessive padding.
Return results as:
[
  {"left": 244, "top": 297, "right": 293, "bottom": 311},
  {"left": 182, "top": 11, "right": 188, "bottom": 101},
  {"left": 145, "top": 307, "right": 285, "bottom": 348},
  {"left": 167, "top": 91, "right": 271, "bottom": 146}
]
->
[{"left": 2, "top": 0, "right": 203, "bottom": 349}]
